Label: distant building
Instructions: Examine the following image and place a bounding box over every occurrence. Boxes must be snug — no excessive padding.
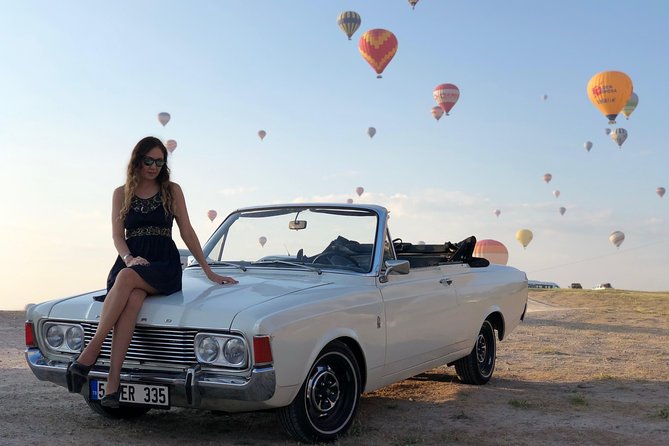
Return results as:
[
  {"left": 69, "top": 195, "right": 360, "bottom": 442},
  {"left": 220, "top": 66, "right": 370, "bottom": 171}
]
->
[{"left": 528, "top": 280, "right": 560, "bottom": 289}]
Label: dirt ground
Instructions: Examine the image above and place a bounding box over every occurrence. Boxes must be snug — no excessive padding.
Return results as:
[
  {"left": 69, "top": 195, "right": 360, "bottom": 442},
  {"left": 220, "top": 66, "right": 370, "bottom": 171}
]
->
[{"left": 1, "top": 289, "right": 668, "bottom": 445}]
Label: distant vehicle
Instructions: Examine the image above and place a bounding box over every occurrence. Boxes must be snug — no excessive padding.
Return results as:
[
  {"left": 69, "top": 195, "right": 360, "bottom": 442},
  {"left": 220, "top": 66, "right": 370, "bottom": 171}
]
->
[
  {"left": 528, "top": 280, "right": 559, "bottom": 289},
  {"left": 569, "top": 283, "right": 583, "bottom": 289},
  {"left": 594, "top": 283, "right": 613, "bottom": 290}
]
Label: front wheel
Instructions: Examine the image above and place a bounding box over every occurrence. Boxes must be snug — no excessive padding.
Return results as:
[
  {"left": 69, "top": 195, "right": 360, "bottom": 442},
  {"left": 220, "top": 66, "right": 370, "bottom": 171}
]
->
[
  {"left": 454, "top": 320, "right": 496, "bottom": 385},
  {"left": 278, "top": 340, "right": 361, "bottom": 443}
]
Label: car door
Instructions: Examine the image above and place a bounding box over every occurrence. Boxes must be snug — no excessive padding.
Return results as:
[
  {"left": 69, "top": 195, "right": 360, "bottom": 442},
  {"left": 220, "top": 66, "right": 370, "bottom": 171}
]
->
[{"left": 378, "top": 263, "right": 461, "bottom": 377}]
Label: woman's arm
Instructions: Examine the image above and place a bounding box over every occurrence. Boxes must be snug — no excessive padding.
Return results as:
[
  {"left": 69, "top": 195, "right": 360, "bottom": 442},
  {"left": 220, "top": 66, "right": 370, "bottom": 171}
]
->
[
  {"left": 111, "top": 187, "right": 135, "bottom": 266},
  {"left": 171, "top": 183, "right": 238, "bottom": 285}
]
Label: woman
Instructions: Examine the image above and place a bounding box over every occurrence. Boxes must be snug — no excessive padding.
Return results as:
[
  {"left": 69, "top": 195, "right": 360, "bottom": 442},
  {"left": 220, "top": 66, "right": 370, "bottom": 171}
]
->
[{"left": 66, "top": 136, "right": 238, "bottom": 408}]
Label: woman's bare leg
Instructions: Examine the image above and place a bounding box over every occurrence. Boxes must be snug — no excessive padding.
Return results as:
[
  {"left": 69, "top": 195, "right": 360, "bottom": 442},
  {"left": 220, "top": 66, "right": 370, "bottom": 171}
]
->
[
  {"left": 105, "top": 289, "right": 147, "bottom": 394},
  {"left": 77, "top": 268, "right": 156, "bottom": 366}
]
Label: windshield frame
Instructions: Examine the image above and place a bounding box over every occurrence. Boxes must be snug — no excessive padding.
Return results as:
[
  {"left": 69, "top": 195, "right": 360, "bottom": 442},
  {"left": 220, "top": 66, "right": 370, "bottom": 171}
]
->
[{"left": 200, "top": 203, "right": 389, "bottom": 276}]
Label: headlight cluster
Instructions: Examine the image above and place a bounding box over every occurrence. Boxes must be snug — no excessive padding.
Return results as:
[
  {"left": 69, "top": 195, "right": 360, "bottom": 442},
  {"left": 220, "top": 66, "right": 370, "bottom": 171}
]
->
[
  {"left": 43, "top": 322, "right": 84, "bottom": 353},
  {"left": 195, "top": 333, "right": 247, "bottom": 367}
]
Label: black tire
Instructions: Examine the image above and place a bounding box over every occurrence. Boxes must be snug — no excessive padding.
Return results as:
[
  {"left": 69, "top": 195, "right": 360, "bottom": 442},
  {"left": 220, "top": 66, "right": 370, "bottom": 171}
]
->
[
  {"left": 278, "top": 340, "right": 361, "bottom": 443},
  {"left": 86, "top": 399, "right": 151, "bottom": 419},
  {"left": 454, "top": 320, "right": 496, "bottom": 385}
]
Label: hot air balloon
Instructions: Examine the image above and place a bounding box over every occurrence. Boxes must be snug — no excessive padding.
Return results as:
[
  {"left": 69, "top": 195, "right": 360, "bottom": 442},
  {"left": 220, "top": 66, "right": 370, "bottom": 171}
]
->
[
  {"left": 431, "top": 106, "right": 444, "bottom": 121},
  {"left": 610, "top": 128, "right": 628, "bottom": 147},
  {"left": 621, "top": 92, "right": 638, "bottom": 119},
  {"left": 494, "top": 209, "right": 501, "bottom": 218},
  {"left": 605, "top": 128, "right": 612, "bottom": 135},
  {"left": 367, "top": 127, "right": 376, "bottom": 138},
  {"left": 408, "top": 0, "right": 419, "bottom": 9},
  {"left": 358, "top": 29, "right": 398, "bottom": 78},
  {"left": 158, "top": 112, "right": 170, "bottom": 126},
  {"left": 473, "top": 239, "right": 509, "bottom": 265},
  {"left": 258, "top": 236, "right": 267, "bottom": 247},
  {"left": 258, "top": 130, "right": 267, "bottom": 140},
  {"left": 559, "top": 206, "right": 566, "bottom": 216},
  {"left": 656, "top": 187, "right": 666, "bottom": 198},
  {"left": 543, "top": 173, "right": 552, "bottom": 183},
  {"left": 355, "top": 186, "right": 364, "bottom": 197},
  {"left": 587, "top": 71, "right": 633, "bottom": 124},
  {"left": 337, "top": 11, "right": 361, "bottom": 40},
  {"left": 346, "top": 198, "right": 354, "bottom": 204},
  {"left": 515, "top": 229, "right": 533, "bottom": 249},
  {"left": 165, "top": 139, "right": 177, "bottom": 153},
  {"left": 543, "top": 94, "right": 548, "bottom": 101},
  {"left": 433, "top": 84, "right": 460, "bottom": 115},
  {"left": 207, "top": 210, "right": 217, "bottom": 222},
  {"left": 584, "top": 141, "right": 593, "bottom": 152},
  {"left": 609, "top": 231, "right": 624, "bottom": 248},
  {"left": 553, "top": 190, "right": 560, "bottom": 198}
]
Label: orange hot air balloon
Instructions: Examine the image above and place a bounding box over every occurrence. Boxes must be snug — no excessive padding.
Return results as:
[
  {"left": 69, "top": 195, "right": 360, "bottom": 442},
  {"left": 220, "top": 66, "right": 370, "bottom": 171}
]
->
[
  {"left": 473, "top": 239, "right": 509, "bottom": 265},
  {"left": 358, "top": 29, "right": 398, "bottom": 78},
  {"left": 587, "top": 71, "right": 633, "bottom": 124},
  {"left": 207, "top": 210, "right": 217, "bottom": 222},
  {"left": 433, "top": 84, "right": 460, "bottom": 115}
]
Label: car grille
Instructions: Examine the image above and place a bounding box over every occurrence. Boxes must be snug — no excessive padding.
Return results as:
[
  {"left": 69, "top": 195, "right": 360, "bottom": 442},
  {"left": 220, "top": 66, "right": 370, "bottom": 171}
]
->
[{"left": 81, "top": 323, "right": 198, "bottom": 366}]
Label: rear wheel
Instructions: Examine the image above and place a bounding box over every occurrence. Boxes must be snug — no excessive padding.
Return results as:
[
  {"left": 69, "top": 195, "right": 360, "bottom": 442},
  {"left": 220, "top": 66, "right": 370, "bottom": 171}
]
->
[
  {"left": 278, "top": 340, "right": 361, "bottom": 443},
  {"left": 454, "top": 320, "right": 496, "bottom": 385}
]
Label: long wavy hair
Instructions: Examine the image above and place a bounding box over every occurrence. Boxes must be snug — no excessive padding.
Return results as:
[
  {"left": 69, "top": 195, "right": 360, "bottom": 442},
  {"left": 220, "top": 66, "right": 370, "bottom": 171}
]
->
[{"left": 119, "top": 137, "right": 174, "bottom": 222}]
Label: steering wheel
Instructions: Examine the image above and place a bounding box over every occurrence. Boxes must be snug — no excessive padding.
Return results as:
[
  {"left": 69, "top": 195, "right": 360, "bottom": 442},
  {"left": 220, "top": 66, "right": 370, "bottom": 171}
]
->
[{"left": 312, "top": 252, "right": 358, "bottom": 267}]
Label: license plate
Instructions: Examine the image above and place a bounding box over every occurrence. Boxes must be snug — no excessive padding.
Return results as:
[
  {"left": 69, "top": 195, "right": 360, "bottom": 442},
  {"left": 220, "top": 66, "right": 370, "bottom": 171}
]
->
[{"left": 90, "top": 380, "right": 170, "bottom": 408}]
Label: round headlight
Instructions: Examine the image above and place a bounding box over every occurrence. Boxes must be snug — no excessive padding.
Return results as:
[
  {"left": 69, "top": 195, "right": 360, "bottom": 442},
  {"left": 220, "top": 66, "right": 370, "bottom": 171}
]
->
[
  {"left": 46, "top": 325, "right": 64, "bottom": 348},
  {"left": 196, "top": 336, "right": 219, "bottom": 363},
  {"left": 223, "top": 338, "right": 246, "bottom": 366},
  {"left": 65, "top": 326, "right": 84, "bottom": 351}
]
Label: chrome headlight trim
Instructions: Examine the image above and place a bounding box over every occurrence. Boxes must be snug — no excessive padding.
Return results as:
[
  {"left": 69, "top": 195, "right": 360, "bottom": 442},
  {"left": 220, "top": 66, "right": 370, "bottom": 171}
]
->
[
  {"left": 194, "top": 332, "right": 248, "bottom": 368},
  {"left": 43, "top": 322, "right": 84, "bottom": 353}
]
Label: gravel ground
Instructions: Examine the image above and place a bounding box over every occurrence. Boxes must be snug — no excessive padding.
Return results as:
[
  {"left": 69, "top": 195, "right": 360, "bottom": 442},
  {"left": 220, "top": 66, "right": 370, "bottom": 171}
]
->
[{"left": 1, "top": 289, "right": 668, "bottom": 445}]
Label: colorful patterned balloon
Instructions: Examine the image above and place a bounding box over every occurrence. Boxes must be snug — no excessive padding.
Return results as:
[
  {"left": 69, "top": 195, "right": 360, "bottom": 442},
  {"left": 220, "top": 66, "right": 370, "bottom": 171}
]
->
[
  {"left": 543, "top": 173, "right": 552, "bottom": 183},
  {"left": 621, "top": 92, "right": 638, "bottom": 119},
  {"left": 431, "top": 106, "right": 444, "bottom": 121},
  {"left": 610, "top": 128, "right": 628, "bottom": 147},
  {"left": 609, "top": 231, "right": 624, "bottom": 248},
  {"left": 337, "top": 11, "right": 361, "bottom": 40},
  {"left": 433, "top": 84, "right": 460, "bottom": 115},
  {"left": 358, "top": 29, "right": 398, "bottom": 78}
]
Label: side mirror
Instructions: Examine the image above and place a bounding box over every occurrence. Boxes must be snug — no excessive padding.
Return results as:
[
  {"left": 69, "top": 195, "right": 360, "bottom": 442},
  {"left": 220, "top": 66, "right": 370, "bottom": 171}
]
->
[
  {"left": 289, "top": 220, "right": 307, "bottom": 230},
  {"left": 379, "top": 259, "right": 410, "bottom": 283}
]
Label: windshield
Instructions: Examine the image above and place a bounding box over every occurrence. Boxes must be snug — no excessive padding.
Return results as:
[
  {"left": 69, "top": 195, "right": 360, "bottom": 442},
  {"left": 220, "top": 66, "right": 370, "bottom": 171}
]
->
[{"left": 202, "top": 207, "right": 379, "bottom": 273}]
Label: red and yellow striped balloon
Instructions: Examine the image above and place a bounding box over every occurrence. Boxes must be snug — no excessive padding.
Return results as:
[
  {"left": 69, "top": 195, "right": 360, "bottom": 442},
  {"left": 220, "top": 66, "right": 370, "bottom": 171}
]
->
[
  {"left": 358, "top": 29, "right": 398, "bottom": 78},
  {"left": 473, "top": 239, "right": 509, "bottom": 265}
]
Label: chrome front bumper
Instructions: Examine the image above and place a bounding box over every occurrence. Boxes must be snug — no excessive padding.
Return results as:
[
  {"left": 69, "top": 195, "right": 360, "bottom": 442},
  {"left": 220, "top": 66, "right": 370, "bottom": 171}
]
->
[{"left": 25, "top": 348, "right": 276, "bottom": 410}]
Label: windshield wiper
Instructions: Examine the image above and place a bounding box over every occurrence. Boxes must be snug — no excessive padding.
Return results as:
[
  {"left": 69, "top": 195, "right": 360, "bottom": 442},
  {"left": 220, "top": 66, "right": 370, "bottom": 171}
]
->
[
  {"left": 204, "top": 261, "right": 247, "bottom": 272},
  {"left": 251, "top": 260, "right": 322, "bottom": 275}
]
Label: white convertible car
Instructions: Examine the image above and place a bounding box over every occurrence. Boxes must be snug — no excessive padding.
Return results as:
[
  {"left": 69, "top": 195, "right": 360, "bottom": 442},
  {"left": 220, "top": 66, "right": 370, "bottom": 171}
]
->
[{"left": 25, "top": 203, "right": 528, "bottom": 442}]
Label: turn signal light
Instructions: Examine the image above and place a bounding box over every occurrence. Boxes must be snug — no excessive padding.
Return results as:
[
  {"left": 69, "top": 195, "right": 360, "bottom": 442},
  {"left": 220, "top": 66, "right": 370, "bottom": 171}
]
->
[
  {"left": 25, "top": 322, "right": 37, "bottom": 348},
  {"left": 253, "top": 335, "right": 273, "bottom": 365}
]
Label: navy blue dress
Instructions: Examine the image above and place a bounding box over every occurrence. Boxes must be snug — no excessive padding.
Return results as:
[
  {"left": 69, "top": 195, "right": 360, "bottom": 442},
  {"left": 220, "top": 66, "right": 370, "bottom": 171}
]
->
[{"left": 106, "top": 192, "right": 182, "bottom": 295}]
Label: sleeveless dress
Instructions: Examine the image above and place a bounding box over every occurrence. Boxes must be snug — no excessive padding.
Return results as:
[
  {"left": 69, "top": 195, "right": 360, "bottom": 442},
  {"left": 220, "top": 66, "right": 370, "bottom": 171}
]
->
[{"left": 105, "top": 192, "right": 182, "bottom": 295}]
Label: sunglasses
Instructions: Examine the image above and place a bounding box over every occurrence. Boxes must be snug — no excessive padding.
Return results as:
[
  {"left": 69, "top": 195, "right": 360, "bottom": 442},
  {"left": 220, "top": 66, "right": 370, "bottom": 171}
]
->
[{"left": 142, "top": 156, "right": 166, "bottom": 167}]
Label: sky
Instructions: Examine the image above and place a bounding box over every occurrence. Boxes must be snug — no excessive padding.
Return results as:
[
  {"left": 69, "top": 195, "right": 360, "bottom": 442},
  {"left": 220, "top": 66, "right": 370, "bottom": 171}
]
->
[{"left": 1, "top": 1, "right": 668, "bottom": 310}]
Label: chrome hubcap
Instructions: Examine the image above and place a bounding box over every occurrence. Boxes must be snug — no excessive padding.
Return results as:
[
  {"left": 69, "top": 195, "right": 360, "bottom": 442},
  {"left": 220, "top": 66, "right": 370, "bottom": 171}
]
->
[
  {"left": 476, "top": 333, "right": 487, "bottom": 363},
  {"left": 307, "top": 365, "right": 340, "bottom": 414}
]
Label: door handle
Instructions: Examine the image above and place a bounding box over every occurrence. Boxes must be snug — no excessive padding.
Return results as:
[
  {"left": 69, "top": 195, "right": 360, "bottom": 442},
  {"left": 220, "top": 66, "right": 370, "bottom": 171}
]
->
[{"left": 440, "top": 278, "right": 453, "bottom": 286}]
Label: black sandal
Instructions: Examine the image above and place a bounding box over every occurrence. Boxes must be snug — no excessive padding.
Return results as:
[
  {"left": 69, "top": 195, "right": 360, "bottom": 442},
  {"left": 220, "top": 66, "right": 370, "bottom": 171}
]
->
[
  {"left": 66, "top": 356, "right": 94, "bottom": 393},
  {"left": 100, "top": 391, "right": 120, "bottom": 408}
]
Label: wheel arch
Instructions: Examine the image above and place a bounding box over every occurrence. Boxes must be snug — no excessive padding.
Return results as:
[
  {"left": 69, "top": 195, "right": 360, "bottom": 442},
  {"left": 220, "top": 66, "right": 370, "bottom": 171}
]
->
[
  {"left": 330, "top": 336, "right": 367, "bottom": 392},
  {"left": 485, "top": 309, "right": 506, "bottom": 340}
]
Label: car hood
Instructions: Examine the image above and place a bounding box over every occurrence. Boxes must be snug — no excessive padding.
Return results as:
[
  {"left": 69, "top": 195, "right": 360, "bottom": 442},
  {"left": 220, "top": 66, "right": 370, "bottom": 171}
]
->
[{"left": 48, "top": 268, "right": 334, "bottom": 329}]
